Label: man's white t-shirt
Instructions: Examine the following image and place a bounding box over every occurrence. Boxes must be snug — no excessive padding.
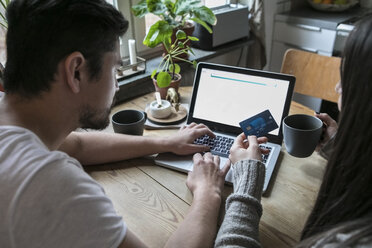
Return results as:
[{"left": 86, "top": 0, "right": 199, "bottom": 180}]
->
[{"left": 0, "top": 126, "right": 127, "bottom": 247}]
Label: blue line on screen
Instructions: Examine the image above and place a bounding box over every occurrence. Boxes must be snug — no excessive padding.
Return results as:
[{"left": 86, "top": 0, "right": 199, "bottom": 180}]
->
[{"left": 211, "top": 74, "right": 267, "bottom": 86}]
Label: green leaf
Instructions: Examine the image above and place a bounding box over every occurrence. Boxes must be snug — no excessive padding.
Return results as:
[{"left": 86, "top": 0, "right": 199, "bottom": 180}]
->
[
  {"left": 188, "top": 36, "right": 199, "bottom": 41},
  {"left": 174, "top": 0, "right": 201, "bottom": 16},
  {"left": 175, "top": 30, "right": 187, "bottom": 40},
  {"left": 164, "top": 0, "right": 175, "bottom": 13},
  {"left": 131, "top": 0, "right": 149, "bottom": 18},
  {"left": 177, "top": 41, "right": 184, "bottom": 48},
  {"left": 156, "top": 71, "right": 172, "bottom": 88},
  {"left": 188, "top": 48, "right": 195, "bottom": 56},
  {"left": 169, "top": 63, "right": 180, "bottom": 74},
  {"left": 146, "top": 0, "right": 166, "bottom": 15},
  {"left": 151, "top": 69, "right": 157, "bottom": 79},
  {"left": 163, "top": 38, "right": 171, "bottom": 51},
  {"left": 193, "top": 6, "right": 217, "bottom": 26},
  {"left": 190, "top": 17, "right": 212, "bottom": 33},
  {"left": 143, "top": 20, "right": 173, "bottom": 48},
  {"left": 192, "top": 61, "right": 198, "bottom": 68}
]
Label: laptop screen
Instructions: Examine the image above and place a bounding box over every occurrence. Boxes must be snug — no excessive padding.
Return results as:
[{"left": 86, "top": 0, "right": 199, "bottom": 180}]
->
[{"left": 188, "top": 63, "right": 295, "bottom": 143}]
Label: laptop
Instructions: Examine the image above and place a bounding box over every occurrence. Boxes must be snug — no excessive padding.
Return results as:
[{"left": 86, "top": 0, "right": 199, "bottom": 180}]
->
[{"left": 154, "top": 62, "right": 295, "bottom": 193}]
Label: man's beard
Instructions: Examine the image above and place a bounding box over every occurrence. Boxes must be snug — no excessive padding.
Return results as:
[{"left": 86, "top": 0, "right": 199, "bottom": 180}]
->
[{"left": 79, "top": 98, "right": 116, "bottom": 130}]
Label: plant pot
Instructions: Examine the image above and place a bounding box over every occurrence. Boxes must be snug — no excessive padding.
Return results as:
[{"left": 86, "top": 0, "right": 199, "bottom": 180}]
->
[
  {"left": 162, "top": 23, "right": 195, "bottom": 60},
  {"left": 152, "top": 73, "right": 181, "bottom": 99}
]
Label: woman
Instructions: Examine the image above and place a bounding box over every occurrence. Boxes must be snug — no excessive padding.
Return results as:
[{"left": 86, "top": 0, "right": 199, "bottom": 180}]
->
[{"left": 214, "top": 15, "right": 372, "bottom": 247}]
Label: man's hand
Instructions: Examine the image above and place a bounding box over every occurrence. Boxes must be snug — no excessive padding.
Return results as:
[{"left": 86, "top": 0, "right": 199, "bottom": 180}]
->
[
  {"left": 229, "top": 133, "right": 268, "bottom": 164},
  {"left": 186, "top": 152, "right": 230, "bottom": 199},
  {"left": 315, "top": 113, "right": 338, "bottom": 151},
  {"left": 167, "top": 122, "right": 215, "bottom": 155},
  {"left": 165, "top": 152, "right": 230, "bottom": 248}
]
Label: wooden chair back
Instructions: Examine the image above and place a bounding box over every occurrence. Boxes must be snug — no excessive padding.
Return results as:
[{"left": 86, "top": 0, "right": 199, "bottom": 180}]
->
[{"left": 280, "top": 49, "right": 341, "bottom": 103}]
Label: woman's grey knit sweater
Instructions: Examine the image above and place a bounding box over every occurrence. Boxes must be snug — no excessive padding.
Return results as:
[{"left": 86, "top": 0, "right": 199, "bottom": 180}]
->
[
  {"left": 214, "top": 159, "right": 266, "bottom": 248},
  {"left": 214, "top": 140, "right": 372, "bottom": 247}
]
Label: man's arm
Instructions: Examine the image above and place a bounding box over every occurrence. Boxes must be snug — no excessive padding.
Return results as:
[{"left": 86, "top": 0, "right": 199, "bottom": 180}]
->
[
  {"left": 115, "top": 153, "right": 230, "bottom": 248},
  {"left": 165, "top": 153, "right": 230, "bottom": 248},
  {"left": 58, "top": 123, "right": 214, "bottom": 165},
  {"left": 118, "top": 230, "right": 147, "bottom": 248},
  {"left": 117, "top": 193, "right": 223, "bottom": 248}
]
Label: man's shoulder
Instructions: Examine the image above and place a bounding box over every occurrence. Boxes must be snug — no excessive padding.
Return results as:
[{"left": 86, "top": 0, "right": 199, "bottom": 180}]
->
[
  {"left": 0, "top": 125, "right": 92, "bottom": 198},
  {"left": 0, "top": 125, "right": 81, "bottom": 168},
  {"left": 0, "top": 130, "right": 126, "bottom": 248}
]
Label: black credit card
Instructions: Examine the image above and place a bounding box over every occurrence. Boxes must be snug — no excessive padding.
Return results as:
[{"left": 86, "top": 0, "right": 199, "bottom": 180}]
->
[{"left": 239, "top": 109, "right": 278, "bottom": 137}]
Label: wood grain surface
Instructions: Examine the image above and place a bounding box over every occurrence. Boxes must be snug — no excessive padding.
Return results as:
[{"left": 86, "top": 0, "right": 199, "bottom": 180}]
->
[
  {"left": 88, "top": 86, "right": 327, "bottom": 248},
  {"left": 281, "top": 49, "right": 341, "bottom": 103}
]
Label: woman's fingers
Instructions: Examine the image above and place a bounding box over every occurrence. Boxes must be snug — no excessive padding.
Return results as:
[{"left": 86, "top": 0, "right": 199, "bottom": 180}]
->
[{"left": 220, "top": 160, "right": 231, "bottom": 176}]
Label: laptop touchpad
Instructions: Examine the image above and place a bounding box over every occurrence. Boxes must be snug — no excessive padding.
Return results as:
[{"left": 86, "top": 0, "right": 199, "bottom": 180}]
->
[{"left": 154, "top": 153, "right": 194, "bottom": 172}]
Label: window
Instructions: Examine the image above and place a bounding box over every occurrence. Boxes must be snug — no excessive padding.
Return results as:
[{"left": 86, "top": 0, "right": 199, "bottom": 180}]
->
[
  {"left": 115, "top": 0, "right": 233, "bottom": 59},
  {"left": 106, "top": 0, "right": 116, "bottom": 5},
  {"left": 202, "top": 0, "right": 230, "bottom": 8},
  {"left": 0, "top": 27, "right": 5, "bottom": 65},
  {"left": 145, "top": 14, "right": 161, "bottom": 34},
  {"left": 0, "top": 4, "right": 6, "bottom": 65}
]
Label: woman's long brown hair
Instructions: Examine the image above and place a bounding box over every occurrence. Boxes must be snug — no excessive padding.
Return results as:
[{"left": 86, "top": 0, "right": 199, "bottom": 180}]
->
[{"left": 301, "top": 15, "right": 372, "bottom": 243}]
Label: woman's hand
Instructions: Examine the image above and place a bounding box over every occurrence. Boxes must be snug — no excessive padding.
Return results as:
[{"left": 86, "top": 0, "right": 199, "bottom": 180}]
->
[
  {"left": 315, "top": 113, "right": 338, "bottom": 151},
  {"left": 167, "top": 123, "right": 215, "bottom": 155},
  {"left": 187, "top": 152, "right": 230, "bottom": 199},
  {"left": 229, "top": 133, "right": 269, "bottom": 164}
]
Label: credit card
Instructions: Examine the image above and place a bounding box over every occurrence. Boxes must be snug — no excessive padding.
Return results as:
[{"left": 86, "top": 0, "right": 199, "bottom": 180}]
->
[{"left": 239, "top": 109, "right": 278, "bottom": 137}]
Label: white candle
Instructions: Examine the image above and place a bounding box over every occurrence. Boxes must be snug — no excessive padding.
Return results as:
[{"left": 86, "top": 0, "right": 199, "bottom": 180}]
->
[{"left": 128, "top": 39, "right": 137, "bottom": 65}]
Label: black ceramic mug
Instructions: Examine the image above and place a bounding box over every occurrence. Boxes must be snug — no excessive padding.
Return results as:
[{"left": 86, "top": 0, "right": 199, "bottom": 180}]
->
[
  {"left": 282, "top": 114, "right": 323, "bottom": 158},
  {"left": 111, "top": 110, "right": 147, "bottom": 136}
]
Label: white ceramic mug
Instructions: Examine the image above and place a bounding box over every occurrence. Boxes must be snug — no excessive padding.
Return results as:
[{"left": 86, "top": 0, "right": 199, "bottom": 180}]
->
[{"left": 150, "top": 100, "right": 172, "bottom": 119}]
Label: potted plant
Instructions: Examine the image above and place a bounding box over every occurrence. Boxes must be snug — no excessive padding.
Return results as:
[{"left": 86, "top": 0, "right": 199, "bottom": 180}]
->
[
  {"left": 0, "top": 0, "right": 10, "bottom": 92},
  {"left": 131, "top": 0, "right": 216, "bottom": 49},
  {"left": 151, "top": 29, "right": 197, "bottom": 99}
]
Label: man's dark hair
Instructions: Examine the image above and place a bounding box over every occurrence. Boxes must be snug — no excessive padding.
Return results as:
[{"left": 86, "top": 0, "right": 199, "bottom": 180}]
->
[
  {"left": 301, "top": 14, "right": 372, "bottom": 246},
  {"left": 4, "top": 0, "right": 128, "bottom": 97}
]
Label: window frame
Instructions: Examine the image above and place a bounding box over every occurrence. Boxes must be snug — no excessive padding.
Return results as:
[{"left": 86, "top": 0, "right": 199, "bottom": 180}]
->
[{"left": 115, "top": 0, "right": 162, "bottom": 60}]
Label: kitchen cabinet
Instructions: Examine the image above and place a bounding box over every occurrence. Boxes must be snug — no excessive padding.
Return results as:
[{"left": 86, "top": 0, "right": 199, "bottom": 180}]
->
[
  {"left": 268, "top": 7, "right": 365, "bottom": 72},
  {"left": 269, "top": 7, "right": 366, "bottom": 113},
  {"left": 270, "top": 21, "right": 336, "bottom": 72}
]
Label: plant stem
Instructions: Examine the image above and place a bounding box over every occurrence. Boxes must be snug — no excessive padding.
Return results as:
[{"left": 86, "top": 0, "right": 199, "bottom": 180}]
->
[
  {"left": 157, "top": 55, "right": 167, "bottom": 74},
  {"left": 171, "top": 39, "right": 190, "bottom": 55},
  {"left": 165, "top": 59, "right": 170, "bottom": 72},
  {"left": 173, "top": 56, "right": 194, "bottom": 65},
  {"left": 168, "top": 51, "right": 175, "bottom": 77},
  {"left": 161, "top": 58, "right": 169, "bottom": 72}
]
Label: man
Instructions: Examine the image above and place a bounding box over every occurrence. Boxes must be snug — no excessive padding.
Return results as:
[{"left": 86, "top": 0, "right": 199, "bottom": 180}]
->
[{"left": 0, "top": 0, "right": 230, "bottom": 247}]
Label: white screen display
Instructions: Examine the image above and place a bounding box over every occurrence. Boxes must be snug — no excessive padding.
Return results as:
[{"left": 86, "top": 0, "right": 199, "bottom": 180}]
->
[{"left": 193, "top": 68, "right": 291, "bottom": 135}]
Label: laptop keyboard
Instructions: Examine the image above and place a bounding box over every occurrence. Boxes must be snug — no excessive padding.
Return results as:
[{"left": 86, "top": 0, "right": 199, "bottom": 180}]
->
[
  {"left": 194, "top": 135, "right": 234, "bottom": 158},
  {"left": 194, "top": 135, "right": 272, "bottom": 163}
]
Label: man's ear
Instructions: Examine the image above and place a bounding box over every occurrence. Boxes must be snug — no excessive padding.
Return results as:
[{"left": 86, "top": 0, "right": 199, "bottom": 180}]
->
[{"left": 64, "top": 52, "right": 85, "bottom": 94}]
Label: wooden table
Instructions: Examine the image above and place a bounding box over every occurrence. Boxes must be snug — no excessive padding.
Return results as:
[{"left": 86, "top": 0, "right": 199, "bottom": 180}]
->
[{"left": 85, "top": 87, "right": 327, "bottom": 248}]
